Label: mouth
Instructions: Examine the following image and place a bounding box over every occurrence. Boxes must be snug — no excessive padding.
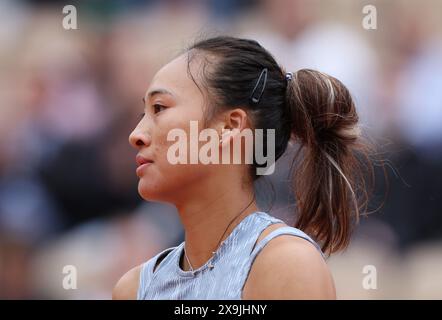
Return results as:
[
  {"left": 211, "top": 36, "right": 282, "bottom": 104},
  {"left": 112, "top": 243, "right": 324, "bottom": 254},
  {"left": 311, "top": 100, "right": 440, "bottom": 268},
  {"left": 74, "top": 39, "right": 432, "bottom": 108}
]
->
[
  {"left": 136, "top": 154, "right": 154, "bottom": 167},
  {"left": 135, "top": 154, "right": 153, "bottom": 176}
]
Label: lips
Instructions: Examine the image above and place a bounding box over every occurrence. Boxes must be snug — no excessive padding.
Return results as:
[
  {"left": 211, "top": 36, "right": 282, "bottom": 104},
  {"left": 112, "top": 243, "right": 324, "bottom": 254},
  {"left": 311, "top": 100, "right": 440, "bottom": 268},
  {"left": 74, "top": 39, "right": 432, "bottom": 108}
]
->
[
  {"left": 136, "top": 154, "right": 154, "bottom": 167},
  {"left": 135, "top": 154, "right": 154, "bottom": 177}
]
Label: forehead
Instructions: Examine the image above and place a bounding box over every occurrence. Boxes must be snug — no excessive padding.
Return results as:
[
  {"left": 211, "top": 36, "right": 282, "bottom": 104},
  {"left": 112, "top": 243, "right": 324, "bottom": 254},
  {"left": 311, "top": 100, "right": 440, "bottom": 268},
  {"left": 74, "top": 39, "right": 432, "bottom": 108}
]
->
[{"left": 146, "top": 54, "right": 202, "bottom": 99}]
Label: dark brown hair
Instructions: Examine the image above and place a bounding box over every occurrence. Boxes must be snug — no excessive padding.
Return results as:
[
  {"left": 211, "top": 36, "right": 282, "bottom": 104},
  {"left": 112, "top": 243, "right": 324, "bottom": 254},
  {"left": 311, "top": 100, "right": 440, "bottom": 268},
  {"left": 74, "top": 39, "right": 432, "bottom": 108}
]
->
[{"left": 185, "top": 36, "right": 378, "bottom": 255}]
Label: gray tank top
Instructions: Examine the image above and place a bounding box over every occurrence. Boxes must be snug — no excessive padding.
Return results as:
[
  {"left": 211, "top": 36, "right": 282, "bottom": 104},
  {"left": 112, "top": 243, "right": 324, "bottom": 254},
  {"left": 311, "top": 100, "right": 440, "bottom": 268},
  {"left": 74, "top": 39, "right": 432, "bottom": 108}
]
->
[{"left": 137, "top": 211, "right": 325, "bottom": 300}]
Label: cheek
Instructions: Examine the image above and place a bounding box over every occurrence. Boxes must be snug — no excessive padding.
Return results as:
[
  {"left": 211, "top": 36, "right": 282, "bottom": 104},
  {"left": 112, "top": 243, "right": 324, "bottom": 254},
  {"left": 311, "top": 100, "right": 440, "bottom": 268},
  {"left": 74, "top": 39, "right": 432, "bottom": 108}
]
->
[{"left": 137, "top": 115, "right": 210, "bottom": 201}]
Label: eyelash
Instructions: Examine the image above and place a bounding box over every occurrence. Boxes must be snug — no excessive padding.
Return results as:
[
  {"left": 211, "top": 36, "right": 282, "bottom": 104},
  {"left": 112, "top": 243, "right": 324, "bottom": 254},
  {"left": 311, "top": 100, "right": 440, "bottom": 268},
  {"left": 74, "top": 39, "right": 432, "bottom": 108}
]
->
[
  {"left": 153, "top": 104, "right": 166, "bottom": 114},
  {"left": 139, "top": 104, "right": 166, "bottom": 119}
]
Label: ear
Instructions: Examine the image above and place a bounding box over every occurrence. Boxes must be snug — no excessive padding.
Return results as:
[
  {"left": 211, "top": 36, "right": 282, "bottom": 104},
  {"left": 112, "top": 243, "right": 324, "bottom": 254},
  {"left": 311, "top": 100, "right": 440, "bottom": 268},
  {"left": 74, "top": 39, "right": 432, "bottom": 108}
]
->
[{"left": 219, "top": 108, "right": 250, "bottom": 143}]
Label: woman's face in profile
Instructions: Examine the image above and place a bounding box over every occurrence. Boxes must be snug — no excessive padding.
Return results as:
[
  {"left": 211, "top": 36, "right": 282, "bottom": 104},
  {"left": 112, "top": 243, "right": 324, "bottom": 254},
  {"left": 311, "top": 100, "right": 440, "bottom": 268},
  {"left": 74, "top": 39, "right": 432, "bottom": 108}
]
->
[{"left": 129, "top": 54, "right": 216, "bottom": 203}]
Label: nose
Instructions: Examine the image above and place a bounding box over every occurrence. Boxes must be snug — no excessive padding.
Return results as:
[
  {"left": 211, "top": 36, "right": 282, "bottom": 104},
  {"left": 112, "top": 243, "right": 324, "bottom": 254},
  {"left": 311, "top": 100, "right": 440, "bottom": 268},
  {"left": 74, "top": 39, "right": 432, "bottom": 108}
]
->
[{"left": 129, "top": 126, "right": 152, "bottom": 149}]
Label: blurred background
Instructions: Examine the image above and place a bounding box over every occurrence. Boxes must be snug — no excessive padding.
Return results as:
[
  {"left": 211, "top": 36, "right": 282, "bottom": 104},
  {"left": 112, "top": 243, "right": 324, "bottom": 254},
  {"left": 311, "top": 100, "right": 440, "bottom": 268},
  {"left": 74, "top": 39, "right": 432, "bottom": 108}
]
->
[{"left": 0, "top": 0, "right": 441, "bottom": 299}]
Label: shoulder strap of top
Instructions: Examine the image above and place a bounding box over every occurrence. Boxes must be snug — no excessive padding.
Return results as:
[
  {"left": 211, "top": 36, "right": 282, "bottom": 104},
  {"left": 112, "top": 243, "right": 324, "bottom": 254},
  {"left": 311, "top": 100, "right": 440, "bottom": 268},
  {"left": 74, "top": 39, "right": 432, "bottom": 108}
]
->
[
  {"left": 249, "top": 226, "right": 326, "bottom": 262},
  {"left": 137, "top": 245, "right": 177, "bottom": 300},
  {"left": 137, "top": 260, "right": 150, "bottom": 300}
]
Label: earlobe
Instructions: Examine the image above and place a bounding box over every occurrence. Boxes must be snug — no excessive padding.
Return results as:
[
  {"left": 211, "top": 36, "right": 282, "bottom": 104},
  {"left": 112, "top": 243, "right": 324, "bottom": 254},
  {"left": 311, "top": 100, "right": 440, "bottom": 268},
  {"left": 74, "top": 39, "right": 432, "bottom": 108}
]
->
[{"left": 219, "top": 130, "right": 232, "bottom": 146}]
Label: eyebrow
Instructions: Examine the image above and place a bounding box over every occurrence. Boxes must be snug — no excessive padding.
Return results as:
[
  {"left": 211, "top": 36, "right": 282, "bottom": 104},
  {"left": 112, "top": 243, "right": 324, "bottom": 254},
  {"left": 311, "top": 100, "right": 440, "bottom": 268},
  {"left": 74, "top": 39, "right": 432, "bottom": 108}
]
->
[{"left": 142, "top": 89, "right": 174, "bottom": 104}]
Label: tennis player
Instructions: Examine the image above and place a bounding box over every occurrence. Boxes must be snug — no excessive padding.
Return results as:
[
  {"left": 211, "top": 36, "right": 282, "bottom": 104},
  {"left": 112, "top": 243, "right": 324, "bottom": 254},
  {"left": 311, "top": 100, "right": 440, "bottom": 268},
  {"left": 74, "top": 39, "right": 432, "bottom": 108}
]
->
[{"left": 113, "top": 36, "right": 371, "bottom": 300}]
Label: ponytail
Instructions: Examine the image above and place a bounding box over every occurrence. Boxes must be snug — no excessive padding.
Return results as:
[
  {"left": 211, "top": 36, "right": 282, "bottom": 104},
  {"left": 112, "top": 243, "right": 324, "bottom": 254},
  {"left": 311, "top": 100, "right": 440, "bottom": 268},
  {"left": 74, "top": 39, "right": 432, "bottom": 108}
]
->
[{"left": 286, "top": 69, "right": 374, "bottom": 255}]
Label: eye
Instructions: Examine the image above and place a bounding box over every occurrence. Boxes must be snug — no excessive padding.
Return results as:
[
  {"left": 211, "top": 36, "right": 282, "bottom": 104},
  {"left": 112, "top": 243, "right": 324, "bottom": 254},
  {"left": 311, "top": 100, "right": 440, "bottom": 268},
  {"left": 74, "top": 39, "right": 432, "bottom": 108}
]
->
[{"left": 153, "top": 104, "right": 166, "bottom": 114}]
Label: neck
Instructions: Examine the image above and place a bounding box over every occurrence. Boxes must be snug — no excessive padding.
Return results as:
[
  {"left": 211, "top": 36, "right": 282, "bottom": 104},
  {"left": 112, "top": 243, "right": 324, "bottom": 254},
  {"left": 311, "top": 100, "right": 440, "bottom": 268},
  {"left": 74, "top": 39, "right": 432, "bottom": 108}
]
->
[{"left": 174, "top": 169, "right": 259, "bottom": 271}]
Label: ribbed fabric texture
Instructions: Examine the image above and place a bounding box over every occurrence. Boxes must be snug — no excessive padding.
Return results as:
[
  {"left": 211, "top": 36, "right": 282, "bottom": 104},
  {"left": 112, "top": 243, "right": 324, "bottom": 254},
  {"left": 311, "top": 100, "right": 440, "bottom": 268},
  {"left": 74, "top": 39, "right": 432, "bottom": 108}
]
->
[{"left": 137, "top": 211, "right": 325, "bottom": 300}]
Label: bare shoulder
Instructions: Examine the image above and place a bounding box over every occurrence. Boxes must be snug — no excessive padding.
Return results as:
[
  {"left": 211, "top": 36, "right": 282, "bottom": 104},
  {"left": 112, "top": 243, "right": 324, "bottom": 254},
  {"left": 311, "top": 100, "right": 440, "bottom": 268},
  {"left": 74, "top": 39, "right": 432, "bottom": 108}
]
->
[
  {"left": 242, "top": 232, "right": 336, "bottom": 300},
  {"left": 112, "top": 264, "right": 142, "bottom": 300}
]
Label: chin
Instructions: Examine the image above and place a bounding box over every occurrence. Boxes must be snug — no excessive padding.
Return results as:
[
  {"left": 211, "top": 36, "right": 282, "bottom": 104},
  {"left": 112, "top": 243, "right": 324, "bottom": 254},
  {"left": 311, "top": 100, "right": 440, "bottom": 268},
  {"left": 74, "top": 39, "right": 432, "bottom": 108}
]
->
[
  {"left": 136, "top": 165, "right": 207, "bottom": 202},
  {"left": 138, "top": 180, "right": 160, "bottom": 201},
  {"left": 137, "top": 179, "right": 175, "bottom": 203}
]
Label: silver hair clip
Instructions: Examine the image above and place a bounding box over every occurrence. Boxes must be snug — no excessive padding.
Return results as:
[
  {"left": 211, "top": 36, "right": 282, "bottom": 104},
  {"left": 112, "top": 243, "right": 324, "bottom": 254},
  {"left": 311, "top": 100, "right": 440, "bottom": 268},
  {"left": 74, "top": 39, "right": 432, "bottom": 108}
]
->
[{"left": 250, "top": 68, "right": 268, "bottom": 104}]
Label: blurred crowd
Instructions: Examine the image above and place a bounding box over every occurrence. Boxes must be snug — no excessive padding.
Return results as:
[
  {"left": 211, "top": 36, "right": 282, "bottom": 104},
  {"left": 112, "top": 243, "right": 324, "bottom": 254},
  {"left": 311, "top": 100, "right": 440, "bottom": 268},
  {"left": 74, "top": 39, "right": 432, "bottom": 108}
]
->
[{"left": 0, "top": 0, "right": 441, "bottom": 299}]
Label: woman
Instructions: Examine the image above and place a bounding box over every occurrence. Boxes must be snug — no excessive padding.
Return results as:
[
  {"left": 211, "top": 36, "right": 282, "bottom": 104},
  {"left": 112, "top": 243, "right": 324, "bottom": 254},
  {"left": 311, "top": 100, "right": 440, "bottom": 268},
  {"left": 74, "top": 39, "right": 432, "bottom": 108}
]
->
[{"left": 113, "top": 36, "right": 372, "bottom": 300}]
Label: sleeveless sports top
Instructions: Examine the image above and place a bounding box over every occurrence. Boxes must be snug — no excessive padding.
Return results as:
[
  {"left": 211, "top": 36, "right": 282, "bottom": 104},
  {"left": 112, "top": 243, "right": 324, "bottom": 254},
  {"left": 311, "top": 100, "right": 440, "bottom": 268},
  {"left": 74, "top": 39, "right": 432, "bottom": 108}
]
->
[{"left": 137, "top": 211, "right": 325, "bottom": 300}]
